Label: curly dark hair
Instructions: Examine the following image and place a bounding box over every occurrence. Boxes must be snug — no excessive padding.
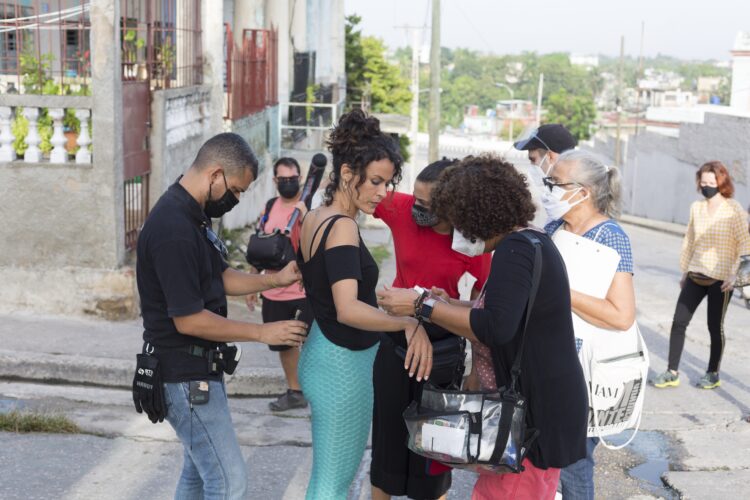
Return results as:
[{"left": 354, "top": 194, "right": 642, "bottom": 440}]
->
[
  {"left": 324, "top": 109, "right": 403, "bottom": 205},
  {"left": 431, "top": 155, "right": 535, "bottom": 241}
]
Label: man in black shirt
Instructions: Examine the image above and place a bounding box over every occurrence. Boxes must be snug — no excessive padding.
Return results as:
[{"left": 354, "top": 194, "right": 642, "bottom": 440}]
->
[{"left": 135, "top": 133, "right": 307, "bottom": 499}]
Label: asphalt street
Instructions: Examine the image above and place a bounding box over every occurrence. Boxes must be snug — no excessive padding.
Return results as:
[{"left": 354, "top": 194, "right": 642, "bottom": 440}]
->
[{"left": 1, "top": 222, "right": 749, "bottom": 499}]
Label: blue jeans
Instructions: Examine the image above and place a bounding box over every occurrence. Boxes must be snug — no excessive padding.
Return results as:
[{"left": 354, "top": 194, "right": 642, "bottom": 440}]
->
[
  {"left": 164, "top": 380, "right": 247, "bottom": 500},
  {"left": 559, "top": 437, "right": 599, "bottom": 500}
]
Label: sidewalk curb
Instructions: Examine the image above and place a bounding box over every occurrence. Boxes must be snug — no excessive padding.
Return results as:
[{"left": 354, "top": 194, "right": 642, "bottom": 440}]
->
[
  {"left": 620, "top": 214, "right": 686, "bottom": 237},
  {"left": 0, "top": 349, "right": 287, "bottom": 396}
]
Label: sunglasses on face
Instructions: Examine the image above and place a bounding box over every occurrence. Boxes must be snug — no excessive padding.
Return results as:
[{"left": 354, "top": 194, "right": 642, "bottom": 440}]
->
[
  {"left": 542, "top": 176, "right": 582, "bottom": 193},
  {"left": 205, "top": 226, "right": 229, "bottom": 260},
  {"left": 276, "top": 176, "right": 300, "bottom": 183}
]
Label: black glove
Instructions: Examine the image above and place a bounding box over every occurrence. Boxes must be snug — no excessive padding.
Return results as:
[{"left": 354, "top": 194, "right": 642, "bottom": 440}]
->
[{"left": 132, "top": 354, "right": 167, "bottom": 423}]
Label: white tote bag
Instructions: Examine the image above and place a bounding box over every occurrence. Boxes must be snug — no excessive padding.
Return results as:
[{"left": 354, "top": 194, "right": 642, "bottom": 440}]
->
[{"left": 552, "top": 227, "right": 649, "bottom": 449}]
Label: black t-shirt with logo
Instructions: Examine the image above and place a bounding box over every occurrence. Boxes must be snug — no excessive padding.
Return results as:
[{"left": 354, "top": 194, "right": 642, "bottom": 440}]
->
[{"left": 136, "top": 181, "right": 228, "bottom": 382}]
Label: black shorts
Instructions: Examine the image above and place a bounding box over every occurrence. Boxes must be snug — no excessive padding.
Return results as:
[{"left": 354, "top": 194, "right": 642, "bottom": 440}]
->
[
  {"left": 371, "top": 334, "right": 452, "bottom": 499},
  {"left": 261, "top": 296, "right": 313, "bottom": 352}
]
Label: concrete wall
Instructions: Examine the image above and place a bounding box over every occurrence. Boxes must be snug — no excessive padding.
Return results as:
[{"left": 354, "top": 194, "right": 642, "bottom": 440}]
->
[
  {"left": 150, "top": 86, "right": 214, "bottom": 200},
  {"left": 587, "top": 112, "right": 750, "bottom": 225},
  {"left": 0, "top": 0, "right": 134, "bottom": 318},
  {"left": 222, "top": 105, "right": 281, "bottom": 230}
]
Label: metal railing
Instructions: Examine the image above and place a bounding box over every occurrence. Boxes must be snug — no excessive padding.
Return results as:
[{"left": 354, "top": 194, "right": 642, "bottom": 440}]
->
[
  {"left": 277, "top": 99, "right": 345, "bottom": 153},
  {"left": 120, "top": 0, "right": 203, "bottom": 89},
  {"left": 0, "top": 1, "right": 91, "bottom": 93},
  {"left": 224, "top": 24, "right": 278, "bottom": 120}
]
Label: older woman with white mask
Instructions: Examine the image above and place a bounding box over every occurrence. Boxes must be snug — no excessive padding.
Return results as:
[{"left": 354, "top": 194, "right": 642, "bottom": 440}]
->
[{"left": 542, "top": 150, "right": 636, "bottom": 500}]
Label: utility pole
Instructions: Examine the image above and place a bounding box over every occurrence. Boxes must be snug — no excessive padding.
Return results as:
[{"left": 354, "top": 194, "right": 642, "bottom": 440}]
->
[
  {"left": 614, "top": 35, "right": 625, "bottom": 167},
  {"left": 395, "top": 25, "right": 423, "bottom": 191},
  {"left": 428, "top": 0, "right": 441, "bottom": 163},
  {"left": 633, "top": 22, "right": 645, "bottom": 136},
  {"left": 535, "top": 73, "right": 544, "bottom": 126},
  {"left": 408, "top": 28, "right": 421, "bottom": 191}
]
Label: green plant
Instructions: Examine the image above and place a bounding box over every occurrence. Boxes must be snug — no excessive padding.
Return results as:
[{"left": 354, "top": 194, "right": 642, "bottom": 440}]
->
[
  {"left": 123, "top": 30, "right": 145, "bottom": 64},
  {"left": 305, "top": 84, "right": 320, "bottom": 122},
  {"left": 13, "top": 51, "right": 93, "bottom": 157},
  {"left": 0, "top": 411, "right": 80, "bottom": 434},
  {"left": 369, "top": 244, "right": 391, "bottom": 268},
  {"left": 11, "top": 111, "right": 28, "bottom": 156}
]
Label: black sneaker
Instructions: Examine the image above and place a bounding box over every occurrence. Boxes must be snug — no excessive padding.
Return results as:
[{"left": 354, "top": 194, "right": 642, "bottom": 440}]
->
[{"left": 269, "top": 389, "right": 308, "bottom": 411}]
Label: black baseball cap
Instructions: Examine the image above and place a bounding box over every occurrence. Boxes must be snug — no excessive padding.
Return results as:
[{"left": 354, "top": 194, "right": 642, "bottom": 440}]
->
[{"left": 514, "top": 124, "right": 577, "bottom": 153}]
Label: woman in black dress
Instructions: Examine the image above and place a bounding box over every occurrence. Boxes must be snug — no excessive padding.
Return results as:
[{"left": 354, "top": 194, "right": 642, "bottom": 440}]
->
[{"left": 378, "top": 155, "right": 588, "bottom": 499}]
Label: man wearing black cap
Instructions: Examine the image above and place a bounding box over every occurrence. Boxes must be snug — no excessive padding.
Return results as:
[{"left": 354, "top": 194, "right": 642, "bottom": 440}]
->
[
  {"left": 514, "top": 123, "right": 578, "bottom": 176},
  {"left": 514, "top": 123, "right": 578, "bottom": 224}
]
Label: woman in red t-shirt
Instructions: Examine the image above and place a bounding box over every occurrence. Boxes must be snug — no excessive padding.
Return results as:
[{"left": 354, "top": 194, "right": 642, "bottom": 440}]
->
[{"left": 370, "top": 158, "right": 491, "bottom": 500}]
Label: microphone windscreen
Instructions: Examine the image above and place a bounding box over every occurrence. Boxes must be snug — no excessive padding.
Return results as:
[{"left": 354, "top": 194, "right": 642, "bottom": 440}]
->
[{"left": 312, "top": 153, "right": 327, "bottom": 168}]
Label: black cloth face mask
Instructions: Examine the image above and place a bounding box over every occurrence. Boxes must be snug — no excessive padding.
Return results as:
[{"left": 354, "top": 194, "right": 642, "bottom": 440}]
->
[
  {"left": 412, "top": 204, "right": 439, "bottom": 227},
  {"left": 701, "top": 186, "right": 719, "bottom": 199},
  {"left": 205, "top": 172, "right": 239, "bottom": 218},
  {"left": 278, "top": 178, "right": 300, "bottom": 199}
]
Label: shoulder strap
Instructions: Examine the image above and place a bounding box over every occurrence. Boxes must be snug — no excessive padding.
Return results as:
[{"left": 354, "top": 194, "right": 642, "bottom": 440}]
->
[
  {"left": 508, "top": 230, "right": 543, "bottom": 392},
  {"left": 306, "top": 214, "right": 350, "bottom": 260},
  {"left": 259, "top": 197, "right": 278, "bottom": 232}
]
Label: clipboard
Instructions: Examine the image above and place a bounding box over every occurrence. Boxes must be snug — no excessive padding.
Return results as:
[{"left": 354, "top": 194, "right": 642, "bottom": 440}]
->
[{"left": 552, "top": 228, "right": 621, "bottom": 299}]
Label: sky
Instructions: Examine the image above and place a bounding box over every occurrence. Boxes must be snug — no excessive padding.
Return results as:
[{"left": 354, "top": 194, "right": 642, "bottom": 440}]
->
[{"left": 345, "top": 0, "right": 750, "bottom": 61}]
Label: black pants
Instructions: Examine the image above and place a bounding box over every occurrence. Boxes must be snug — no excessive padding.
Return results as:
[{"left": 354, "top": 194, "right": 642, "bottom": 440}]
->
[
  {"left": 667, "top": 277, "right": 732, "bottom": 373},
  {"left": 261, "top": 297, "right": 313, "bottom": 352},
  {"left": 370, "top": 335, "right": 451, "bottom": 500}
]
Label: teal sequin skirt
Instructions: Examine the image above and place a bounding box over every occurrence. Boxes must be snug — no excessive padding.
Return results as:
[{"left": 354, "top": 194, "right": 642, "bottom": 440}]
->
[{"left": 299, "top": 321, "right": 379, "bottom": 499}]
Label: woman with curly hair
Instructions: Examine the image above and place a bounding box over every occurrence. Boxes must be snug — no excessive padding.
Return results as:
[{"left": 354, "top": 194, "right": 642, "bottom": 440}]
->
[
  {"left": 378, "top": 155, "right": 587, "bottom": 499},
  {"left": 297, "top": 109, "right": 433, "bottom": 499}
]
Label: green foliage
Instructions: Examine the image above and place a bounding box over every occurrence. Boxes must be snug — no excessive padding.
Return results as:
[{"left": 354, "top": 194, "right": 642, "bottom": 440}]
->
[
  {"left": 345, "top": 15, "right": 366, "bottom": 109},
  {"left": 544, "top": 89, "right": 597, "bottom": 140},
  {"left": 399, "top": 135, "right": 411, "bottom": 164},
  {"left": 345, "top": 15, "right": 412, "bottom": 115},
  {"left": 369, "top": 244, "right": 391, "bottom": 268},
  {"left": 12, "top": 50, "right": 92, "bottom": 157},
  {"left": 0, "top": 411, "right": 80, "bottom": 434},
  {"left": 11, "top": 112, "right": 28, "bottom": 156}
]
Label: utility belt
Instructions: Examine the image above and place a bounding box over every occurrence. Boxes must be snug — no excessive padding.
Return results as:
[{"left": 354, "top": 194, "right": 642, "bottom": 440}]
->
[{"left": 144, "top": 341, "right": 242, "bottom": 376}]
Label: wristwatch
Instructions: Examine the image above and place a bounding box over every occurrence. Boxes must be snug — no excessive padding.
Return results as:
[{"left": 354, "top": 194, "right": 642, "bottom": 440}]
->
[{"left": 418, "top": 297, "right": 437, "bottom": 323}]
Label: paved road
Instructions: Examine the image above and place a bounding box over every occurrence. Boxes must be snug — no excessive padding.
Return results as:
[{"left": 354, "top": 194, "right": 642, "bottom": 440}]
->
[{"left": 2, "top": 222, "right": 750, "bottom": 499}]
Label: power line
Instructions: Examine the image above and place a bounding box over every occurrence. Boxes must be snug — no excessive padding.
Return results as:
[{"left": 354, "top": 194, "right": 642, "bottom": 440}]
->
[{"left": 452, "top": 2, "right": 493, "bottom": 54}]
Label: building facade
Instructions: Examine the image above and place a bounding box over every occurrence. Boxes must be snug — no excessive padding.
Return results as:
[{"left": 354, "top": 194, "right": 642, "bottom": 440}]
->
[{"left": 0, "top": 0, "right": 345, "bottom": 317}]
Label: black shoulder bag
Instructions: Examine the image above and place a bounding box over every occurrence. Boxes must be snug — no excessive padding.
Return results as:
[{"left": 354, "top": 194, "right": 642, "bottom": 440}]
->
[
  {"left": 245, "top": 197, "right": 297, "bottom": 271},
  {"left": 402, "top": 231, "right": 543, "bottom": 474},
  {"left": 246, "top": 159, "right": 326, "bottom": 271}
]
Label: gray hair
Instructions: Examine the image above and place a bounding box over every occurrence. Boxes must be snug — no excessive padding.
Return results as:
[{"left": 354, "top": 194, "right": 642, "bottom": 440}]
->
[{"left": 556, "top": 150, "right": 621, "bottom": 218}]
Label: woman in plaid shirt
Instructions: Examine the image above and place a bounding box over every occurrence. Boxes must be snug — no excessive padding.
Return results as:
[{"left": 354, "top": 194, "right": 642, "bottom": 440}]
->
[{"left": 654, "top": 161, "right": 750, "bottom": 390}]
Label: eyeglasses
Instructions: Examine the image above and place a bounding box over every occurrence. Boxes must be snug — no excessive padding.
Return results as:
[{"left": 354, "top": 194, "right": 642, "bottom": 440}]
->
[
  {"left": 542, "top": 176, "right": 582, "bottom": 193},
  {"left": 205, "top": 226, "right": 229, "bottom": 260}
]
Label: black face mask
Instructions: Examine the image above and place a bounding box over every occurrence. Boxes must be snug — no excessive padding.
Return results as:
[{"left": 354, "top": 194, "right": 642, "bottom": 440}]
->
[
  {"left": 278, "top": 178, "right": 300, "bottom": 199},
  {"left": 701, "top": 186, "right": 719, "bottom": 199},
  {"left": 205, "top": 172, "right": 239, "bottom": 218},
  {"left": 412, "top": 204, "right": 439, "bottom": 227}
]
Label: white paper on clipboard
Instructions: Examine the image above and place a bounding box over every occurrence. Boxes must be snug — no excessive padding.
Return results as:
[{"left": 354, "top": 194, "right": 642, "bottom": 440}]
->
[{"left": 552, "top": 229, "right": 621, "bottom": 299}]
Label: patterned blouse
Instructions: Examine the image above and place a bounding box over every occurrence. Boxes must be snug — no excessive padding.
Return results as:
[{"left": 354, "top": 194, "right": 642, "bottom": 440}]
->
[{"left": 680, "top": 197, "right": 750, "bottom": 282}]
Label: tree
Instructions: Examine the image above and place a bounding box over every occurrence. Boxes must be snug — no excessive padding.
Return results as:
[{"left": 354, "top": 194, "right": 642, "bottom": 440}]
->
[
  {"left": 344, "top": 15, "right": 366, "bottom": 109},
  {"left": 544, "top": 89, "right": 597, "bottom": 140},
  {"left": 345, "top": 15, "right": 412, "bottom": 115}
]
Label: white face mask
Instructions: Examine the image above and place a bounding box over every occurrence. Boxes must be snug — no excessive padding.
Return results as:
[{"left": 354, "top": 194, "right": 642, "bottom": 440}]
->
[
  {"left": 536, "top": 153, "right": 553, "bottom": 177},
  {"left": 451, "top": 230, "right": 485, "bottom": 257},
  {"left": 542, "top": 185, "right": 589, "bottom": 221}
]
